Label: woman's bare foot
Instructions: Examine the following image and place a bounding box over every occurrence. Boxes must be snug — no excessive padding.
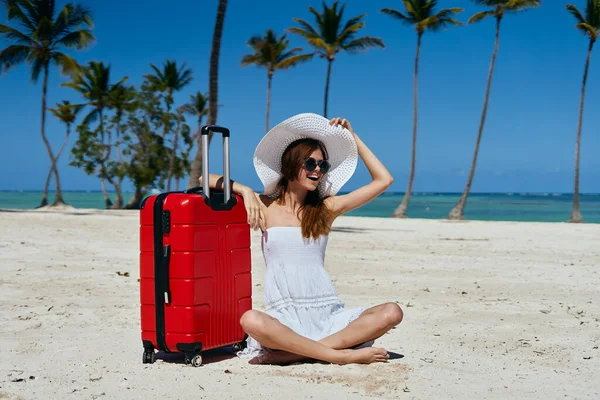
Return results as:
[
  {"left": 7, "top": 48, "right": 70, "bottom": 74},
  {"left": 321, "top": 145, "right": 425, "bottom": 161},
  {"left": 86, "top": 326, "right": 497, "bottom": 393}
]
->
[{"left": 338, "top": 347, "right": 389, "bottom": 364}]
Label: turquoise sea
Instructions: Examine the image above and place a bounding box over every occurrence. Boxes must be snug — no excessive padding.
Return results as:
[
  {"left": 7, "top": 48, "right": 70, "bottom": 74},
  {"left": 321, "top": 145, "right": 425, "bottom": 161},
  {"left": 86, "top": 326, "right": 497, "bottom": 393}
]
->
[{"left": 1, "top": 191, "right": 599, "bottom": 223}]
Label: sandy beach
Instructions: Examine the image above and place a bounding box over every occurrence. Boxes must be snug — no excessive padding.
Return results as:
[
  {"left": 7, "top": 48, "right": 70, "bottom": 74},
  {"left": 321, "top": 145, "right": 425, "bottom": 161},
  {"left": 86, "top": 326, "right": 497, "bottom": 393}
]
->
[{"left": 0, "top": 208, "right": 599, "bottom": 399}]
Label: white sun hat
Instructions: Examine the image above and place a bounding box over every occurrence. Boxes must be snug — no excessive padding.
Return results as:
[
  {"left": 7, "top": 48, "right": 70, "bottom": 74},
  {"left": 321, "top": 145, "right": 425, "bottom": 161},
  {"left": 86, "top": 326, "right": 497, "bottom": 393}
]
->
[{"left": 253, "top": 112, "right": 358, "bottom": 198}]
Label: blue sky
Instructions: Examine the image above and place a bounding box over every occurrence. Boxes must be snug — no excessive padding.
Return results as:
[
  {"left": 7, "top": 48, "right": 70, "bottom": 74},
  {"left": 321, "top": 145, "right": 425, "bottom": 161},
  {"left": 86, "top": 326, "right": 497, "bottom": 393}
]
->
[{"left": 1, "top": 0, "right": 599, "bottom": 194}]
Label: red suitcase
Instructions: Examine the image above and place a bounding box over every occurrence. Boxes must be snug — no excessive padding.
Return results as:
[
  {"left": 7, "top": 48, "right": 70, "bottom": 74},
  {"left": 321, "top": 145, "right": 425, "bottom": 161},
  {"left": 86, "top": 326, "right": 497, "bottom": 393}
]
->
[{"left": 139, "top": 126, "right": 252, "bottom": 367}]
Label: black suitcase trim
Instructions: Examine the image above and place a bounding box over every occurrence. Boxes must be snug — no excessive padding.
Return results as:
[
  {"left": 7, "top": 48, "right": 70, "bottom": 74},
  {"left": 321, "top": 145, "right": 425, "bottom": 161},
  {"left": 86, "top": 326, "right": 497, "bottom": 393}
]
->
[{"left": 153, "top": 192, "right": 172, "bottom": 353}]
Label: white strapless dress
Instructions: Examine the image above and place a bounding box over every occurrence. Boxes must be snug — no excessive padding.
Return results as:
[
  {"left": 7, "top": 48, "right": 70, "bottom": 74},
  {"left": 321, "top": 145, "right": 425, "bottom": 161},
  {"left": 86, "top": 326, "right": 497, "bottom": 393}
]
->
[{"left": 237, "top": 226, "right": 370, "bottom": 358}]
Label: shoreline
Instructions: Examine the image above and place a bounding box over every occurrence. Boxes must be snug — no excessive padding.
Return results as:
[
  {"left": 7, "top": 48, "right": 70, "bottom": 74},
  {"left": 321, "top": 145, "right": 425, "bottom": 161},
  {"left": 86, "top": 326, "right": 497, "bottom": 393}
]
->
[{"left": 1, "top": 206, "right": 599, "bottom": 225}]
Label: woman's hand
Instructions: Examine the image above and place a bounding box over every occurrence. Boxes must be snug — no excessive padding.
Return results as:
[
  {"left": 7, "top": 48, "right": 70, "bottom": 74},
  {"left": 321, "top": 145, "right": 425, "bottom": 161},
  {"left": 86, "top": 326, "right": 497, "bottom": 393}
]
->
[
  {"left": 329, "top": 117, "right": 357, "bottom": 139},
  {"left": 240, "top": 187, "right": 266, "bottom": 231},
  {"left": 199, "top": 174, "right": 265, "bottom": 231}
]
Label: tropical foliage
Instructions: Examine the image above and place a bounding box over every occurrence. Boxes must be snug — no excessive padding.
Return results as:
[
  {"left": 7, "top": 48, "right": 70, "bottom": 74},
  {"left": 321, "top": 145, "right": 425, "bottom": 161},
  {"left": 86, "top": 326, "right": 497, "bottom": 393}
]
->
[
  {"left": 1, "top": 0, "right": 595, "bottom": 223},
  {"left": 0, "top": 0, "right": 95, "bottom": 207}
]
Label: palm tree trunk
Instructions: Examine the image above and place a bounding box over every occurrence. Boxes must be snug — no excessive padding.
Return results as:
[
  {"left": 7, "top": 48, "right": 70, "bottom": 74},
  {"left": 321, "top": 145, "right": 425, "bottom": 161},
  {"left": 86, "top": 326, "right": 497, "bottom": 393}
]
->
[
  {"left": 98, "top": 111, "right": 113, "bottom": 208},
  {"left": 266, "top": 71, "right": 273, "bottom": 133},
  {"left": 186, "top": 0, "right": 228, "bottom": 189},
  {"left": 124, "top": 186, "right": 145, "bottom": 209},
  {"left": 448, "top": 17, "right": 502, "bottom": 220},
  {"left": 41, "top": 165, "right": 53, "bottom": 208},
  {"left": 570, "top": 40, "right": 594, "bottom": 223},
  {"left": 167, "top": 115, "right": 182, "bottom": 191},
  {"left": 38, "top": 65, "right": 55, "bottom": 208},
  {"left": 392, "top": 33, "right": 422, "bottom": 218},
  {"left": 324, "top": 58, "right": 333, "bottom": 118},
  {"left": 114, "top": 118, "right": 124, "bottom": 208},
  {"left": 51, "top": 124, "right": 71, "bottom": 206}
]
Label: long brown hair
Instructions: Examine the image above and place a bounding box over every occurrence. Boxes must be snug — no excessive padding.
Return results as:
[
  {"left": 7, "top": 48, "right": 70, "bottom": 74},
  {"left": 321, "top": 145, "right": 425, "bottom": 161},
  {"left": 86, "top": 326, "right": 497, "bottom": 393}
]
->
[{"left": 276, "top": 138, "right": 334, "bottom": 240}]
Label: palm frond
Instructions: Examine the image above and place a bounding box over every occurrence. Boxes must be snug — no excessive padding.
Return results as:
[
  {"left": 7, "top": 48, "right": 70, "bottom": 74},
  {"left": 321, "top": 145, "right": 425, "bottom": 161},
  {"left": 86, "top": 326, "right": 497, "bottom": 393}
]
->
[
  {"left": 276, "top": 47, "right": 303, "bottom": 62},
  {"left": 502, "top": 0, "right": 541, "bottom": 13},
  {"left": 246, "top": 34, "right": 264, "bottom": 48},
  {"left": 306, "top": 36, "right": 330, "bottom": 51},
  {"left": 436, "top": 8, "right": 464, "bottom": 19},
  {"left": 4, "top": 0, "right": 36, "bottom": 33},
  {"left": 337, "top": 20, "right": 365, "bottom": 43},
  {"left": 576, "top": 22, "right": 599, "bottom": 39},
  {"left": 81, "top": 109, "right": 99, "bottom": 126},
  {"left": 468, "top": 10, "right": 493, "bottom": 24},
  {"left": 291, "top": 18, "right": 319, "bottom": 37},
  {"left": 55, "top": 29, "right": 95, "bottom": 49},
  {"left": 470, "top": 0, "right": 501, "bottom": 5},
  {"left": 566, "top": 4, "right": 586, "bottom": 24},
  {"left": 0, "top": 43, "right": 30, "bottom": 74},
  {"left": 342, "top": 36, "right": 385, "bottom": 53},
  {"left": 308, "top": 5, "right": 326, "bottom": 31},
  {"left": 275, "top": 53, "right": 314, "bottom": 70},
  {"left": 420, "top": 7, "right": 464, "bottom": 31},
  {"left": 240, "top": 54, "right": 266, "bottom": 67},
  {"left": 53, "top": 52, "right": 80, "bottom": 77},
  {"left": 54, "top": 3, "right": 94, "bottom": 36},
  {"left": 342, "top": 14, "right": 366, "bottom": 33},
  {"left": 0, "top": 23, "right": 34, "bottom": 44},
  {"left": 287, "top": 25, "right": 320, "bottom": 39},
  {"left": 380, "top": 8, "right": 414, "bottom": 25},
  {"left": 30, "top": 56, "right": 46, "bottom": 82}
]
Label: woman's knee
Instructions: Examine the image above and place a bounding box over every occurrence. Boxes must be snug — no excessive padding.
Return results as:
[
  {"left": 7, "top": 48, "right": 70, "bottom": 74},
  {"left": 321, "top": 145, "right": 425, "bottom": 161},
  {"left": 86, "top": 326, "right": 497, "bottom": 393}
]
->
[
  {"left": 382, "top": 302, "right": 403, "bottom": 327},
  {"left": 240, "top": 310, "right": 266, "bottom": 335}
]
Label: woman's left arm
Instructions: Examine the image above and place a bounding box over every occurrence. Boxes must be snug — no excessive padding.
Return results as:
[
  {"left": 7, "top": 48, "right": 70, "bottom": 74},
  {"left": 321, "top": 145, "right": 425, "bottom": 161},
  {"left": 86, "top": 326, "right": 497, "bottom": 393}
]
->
[{"left": 326, "top": 117, "right": 394, "bottom": 217}]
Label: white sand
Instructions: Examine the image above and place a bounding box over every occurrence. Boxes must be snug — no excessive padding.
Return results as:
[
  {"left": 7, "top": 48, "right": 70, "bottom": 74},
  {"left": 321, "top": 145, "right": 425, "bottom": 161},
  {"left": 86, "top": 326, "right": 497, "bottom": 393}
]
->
[{"left": 0, "top": 208, "right": 599, "bottom": 399}]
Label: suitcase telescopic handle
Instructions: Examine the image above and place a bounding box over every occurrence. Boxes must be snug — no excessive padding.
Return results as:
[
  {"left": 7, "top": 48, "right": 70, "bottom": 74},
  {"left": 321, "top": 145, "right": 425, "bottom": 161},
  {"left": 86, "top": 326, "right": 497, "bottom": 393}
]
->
[{"left": 200, "top": 125, "right": 231, "bottom": 203}]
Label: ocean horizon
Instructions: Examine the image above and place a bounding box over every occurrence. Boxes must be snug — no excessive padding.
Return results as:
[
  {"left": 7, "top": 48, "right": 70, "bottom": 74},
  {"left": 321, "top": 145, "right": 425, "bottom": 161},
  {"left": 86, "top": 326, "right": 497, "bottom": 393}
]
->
[{"left": 1, "top": 190, "right": 599, "bottom": 224}]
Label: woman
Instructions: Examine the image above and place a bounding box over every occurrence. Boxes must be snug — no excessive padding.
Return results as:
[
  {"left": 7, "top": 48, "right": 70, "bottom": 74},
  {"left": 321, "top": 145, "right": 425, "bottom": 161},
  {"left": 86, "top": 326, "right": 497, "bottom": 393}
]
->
[{"left": 201, "top": 113, "right": 403, "bottom": 365}]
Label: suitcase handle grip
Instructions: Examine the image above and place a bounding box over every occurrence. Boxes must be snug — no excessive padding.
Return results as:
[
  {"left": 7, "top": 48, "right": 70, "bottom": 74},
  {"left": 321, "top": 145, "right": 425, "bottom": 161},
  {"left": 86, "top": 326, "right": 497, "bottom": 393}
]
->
[
  {"left": 200, "top": 125, "right": 231, "bottom": 203},
  {"left": 184, "top": 186, "right": 202, "bottom": 194}
]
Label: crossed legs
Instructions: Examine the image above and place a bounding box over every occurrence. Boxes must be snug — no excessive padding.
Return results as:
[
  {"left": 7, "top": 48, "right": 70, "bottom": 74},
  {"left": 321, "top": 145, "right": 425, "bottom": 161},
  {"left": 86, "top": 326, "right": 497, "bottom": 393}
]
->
[{"left": 240, "top": 302, "right": 403, "bottom": 365}]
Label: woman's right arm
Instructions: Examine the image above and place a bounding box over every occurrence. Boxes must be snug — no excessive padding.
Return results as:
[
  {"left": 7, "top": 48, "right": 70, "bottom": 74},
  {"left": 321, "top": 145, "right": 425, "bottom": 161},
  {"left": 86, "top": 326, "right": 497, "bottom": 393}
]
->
[{"left": 198, "top": 174, "right": 265, "bottom": 231}]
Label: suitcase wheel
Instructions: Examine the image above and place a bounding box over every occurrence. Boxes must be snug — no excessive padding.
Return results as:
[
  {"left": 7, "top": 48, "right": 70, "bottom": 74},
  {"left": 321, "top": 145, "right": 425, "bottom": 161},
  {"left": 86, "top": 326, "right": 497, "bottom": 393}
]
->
[
  {"left": 232, "top": 341, "right": 246, "bottom": 352},
  {"left": 143, "top": 349, "right": 156, "bottom": 364},
  {"left": 187, "top": 354, "right": 202, "bottom": 367}
]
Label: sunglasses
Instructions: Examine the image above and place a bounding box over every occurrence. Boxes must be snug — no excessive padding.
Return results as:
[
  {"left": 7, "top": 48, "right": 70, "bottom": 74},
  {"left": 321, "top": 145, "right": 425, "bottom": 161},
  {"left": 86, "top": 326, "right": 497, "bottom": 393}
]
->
[{"left": 303, "top": 157, "right": 331, "bottom": 174}]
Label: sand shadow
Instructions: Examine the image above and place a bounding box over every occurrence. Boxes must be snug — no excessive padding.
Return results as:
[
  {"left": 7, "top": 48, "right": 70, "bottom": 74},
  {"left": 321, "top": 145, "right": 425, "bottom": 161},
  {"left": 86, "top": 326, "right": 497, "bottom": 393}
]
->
[
  {"left": 331, "top": 227, "right": 368, "bottom": 234},
  {"left": 155, "top": 346, "right": 236, "bottom": 366},
  {"left": 265, "top": 350, "right": 405, "bottom": 368}
]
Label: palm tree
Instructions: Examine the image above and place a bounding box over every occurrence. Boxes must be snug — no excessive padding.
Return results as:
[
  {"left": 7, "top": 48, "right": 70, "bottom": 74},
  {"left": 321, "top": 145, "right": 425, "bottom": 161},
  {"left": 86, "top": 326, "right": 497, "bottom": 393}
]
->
[
  {"left": 0, "top": 0, "right": 94, "bottom": 207},
  {"left": 187, "top": 0, "right": 228, "bottom": 189},
  {"left": 288, "top": 1, "right": 384, "bottom": 118},
  {"left": 381, "top": 1, "right": 463, "bottom": 218},
  {"left": 241, "top": 29, "right": 313, "bottom": 133},
  {"left": 565, "top": 1, "right": 599, "bottom": 223},
  {"left": 447, "top": 0, "right": 540, "bottom": 220},
  {"left": 144, "top": 59, "right": 193, "bottom": 118},
  {"left": 63, "top": 61, "right": 127, "bottom": 208},
  {"left": 46, "top": 100, "right": 83, "bottom": 206},
  {"left": 180, "top": 91, "right": 209, "bottom": 128}
]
